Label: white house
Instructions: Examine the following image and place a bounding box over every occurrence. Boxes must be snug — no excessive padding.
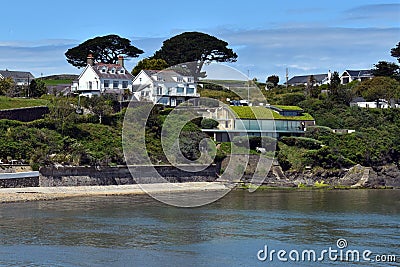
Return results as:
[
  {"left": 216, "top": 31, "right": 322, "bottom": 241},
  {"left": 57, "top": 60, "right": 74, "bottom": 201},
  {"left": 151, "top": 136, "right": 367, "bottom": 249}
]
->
[
  {"left": 71, "top": 55, "right": 134, "bottom": 97},
  {"left": 349, "top": 97, "right": 394, "bottom": 109},
  {"left": 340, "top": 70, "right": 373, "bottom": 85},
  {"left": 132, "top": 69, "right": 199, "bottom": 106}
]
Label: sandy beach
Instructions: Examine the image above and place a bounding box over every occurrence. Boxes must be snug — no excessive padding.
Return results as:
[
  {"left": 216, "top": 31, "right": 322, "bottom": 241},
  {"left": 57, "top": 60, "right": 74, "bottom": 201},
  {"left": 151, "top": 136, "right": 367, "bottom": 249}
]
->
[{"left": 0, "top": 182, "right": 231, "bottom": 203}]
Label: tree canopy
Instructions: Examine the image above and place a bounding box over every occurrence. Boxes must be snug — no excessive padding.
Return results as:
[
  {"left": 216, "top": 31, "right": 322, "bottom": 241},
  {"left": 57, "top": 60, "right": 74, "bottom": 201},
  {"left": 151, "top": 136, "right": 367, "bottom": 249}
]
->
[
  {"left": 0, "top": 78, "right": 14, "bottom": 96},
  {"left": 391, "top": 42, "right": 400, "bottom": 63},
  {"left": 131, "top": 58, "right": 169, "bottom": 76},
  {"left": 65, "top": 34, "right": 144, "bottom": 68},
  {"left": 372, "top": 61, "right": 400, "bottom": 80},
  {"left": 152, "top": 32, "right": 237, "bottom": 79},
  {"left": 29, "top": 79, "right": 47, "bottom": 97},
  {"left": 267, "top": 75, "right": 279, "bottom": 87},
  {"left": 354, "top": 77, "right": 400, "bottom": 105}
]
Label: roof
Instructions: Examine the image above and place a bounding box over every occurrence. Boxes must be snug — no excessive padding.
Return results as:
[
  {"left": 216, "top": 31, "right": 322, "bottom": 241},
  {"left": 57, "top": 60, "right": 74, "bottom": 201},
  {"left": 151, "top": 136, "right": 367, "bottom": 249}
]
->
[
  {"left": 287, "top": 74, "right": 328, "bottom": 85},
  {"left": 142, "top": 69, "right": 193, "bottom": 83},
  {"left": 91, "top": 63, "right": 133, "bottom": 80},
  {"left": 0, "top": 70, "right": 35, "bottom": 79},
  {"left": 343, "top": 70, "right": 373, "bottom": 78},
  {"left": 350, "top": 97, "right": 366, "bottom": 103},
  {"left": 271, "top": 105, "right": 304, "bottom": 111},
  {"left": 229, "top": 106, "right": 314, "bottom": 121}
]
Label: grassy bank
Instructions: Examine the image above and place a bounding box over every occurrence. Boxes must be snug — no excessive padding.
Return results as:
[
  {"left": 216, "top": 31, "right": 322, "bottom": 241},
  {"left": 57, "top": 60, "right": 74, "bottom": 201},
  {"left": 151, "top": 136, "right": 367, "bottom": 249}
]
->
[{"left": 0, "top": 96, "right": 48, "bottom": 110}]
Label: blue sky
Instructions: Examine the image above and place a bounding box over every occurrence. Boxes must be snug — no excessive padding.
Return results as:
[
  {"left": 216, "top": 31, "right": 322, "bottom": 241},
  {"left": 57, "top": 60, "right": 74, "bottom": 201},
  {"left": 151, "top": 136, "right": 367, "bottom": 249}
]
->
[{"left": 0, "top": 0, "right": 399, "bottom": 82}]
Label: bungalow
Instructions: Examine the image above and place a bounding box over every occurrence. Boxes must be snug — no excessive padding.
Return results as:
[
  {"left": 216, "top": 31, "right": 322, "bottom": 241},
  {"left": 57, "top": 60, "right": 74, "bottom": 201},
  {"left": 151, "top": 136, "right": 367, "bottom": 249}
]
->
[
  {"left": 0, "top": 70, "right": 35, "bottom": 86},
  {"left": 340, "top": 70, "right": 373, "bottom": 85},
  {"left": 201, "top": 104, "right": 315, "bottom": 142},
  {"left": 71, "top": 54, "right": 133, "bottom": 97},
  {"left": 349, "top": 97, "right": 395, "bottom": 109},
  {"left": 132, "top": 69, "right": 199, "bottom": 106}
]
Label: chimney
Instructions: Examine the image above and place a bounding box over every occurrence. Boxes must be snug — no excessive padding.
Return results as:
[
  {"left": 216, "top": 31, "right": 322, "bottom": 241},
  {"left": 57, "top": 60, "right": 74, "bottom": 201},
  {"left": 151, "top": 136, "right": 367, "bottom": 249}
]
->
[
  {"left": 87, "top": 54, "right": 94, "bottom": 66},
  {"left": 118, "top": 55, "right": 124, "bottom": 67}
]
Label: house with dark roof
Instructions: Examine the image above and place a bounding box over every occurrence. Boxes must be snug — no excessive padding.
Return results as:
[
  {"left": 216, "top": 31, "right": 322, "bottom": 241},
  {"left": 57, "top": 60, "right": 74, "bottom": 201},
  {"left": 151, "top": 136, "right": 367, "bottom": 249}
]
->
[
  {"left": 132, "top": 69, "right": 199, "bottom": 106},
  {"left": 0, "top": 70, "right": 35, "bottom": 86},
  {"left": 286, "top": 73, "right": 330, "bottom": 86},
  {"left": 71, "top": 55, "right": 133, "bottom": 97},
  {"left": 340, "top": 69, "right": 373, "bottom": 84}
]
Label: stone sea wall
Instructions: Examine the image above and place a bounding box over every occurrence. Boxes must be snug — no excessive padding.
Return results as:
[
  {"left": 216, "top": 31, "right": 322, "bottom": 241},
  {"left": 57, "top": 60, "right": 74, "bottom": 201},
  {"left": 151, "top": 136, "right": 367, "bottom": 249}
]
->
[
  {"left": 39, "top": 165, "right": 218, "bottom": 187},
  {"left": 0, "top": 177, "right": 38, "bottom": 188}
]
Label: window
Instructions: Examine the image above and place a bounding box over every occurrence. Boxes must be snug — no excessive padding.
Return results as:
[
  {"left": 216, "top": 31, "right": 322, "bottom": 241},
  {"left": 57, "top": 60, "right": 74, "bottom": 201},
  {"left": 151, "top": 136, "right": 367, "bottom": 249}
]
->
[
  {"left": 186, "top": 88, "right": 194, "bottom": 94},
  {"left": 177, "top": 77, "right": 183, "bottom": 82},
  {"left": 104, "top": 80, "right": 110, "bottom": 88},
  {"left": 113, "top": 81, "right": 119, "bottom": 88},
  {"left": 120, "top": 69, "right": 125, "bottom": 74},
  {"left": 158, "top": 97, "right": 169, "bottom": 105},
  {"left": 111, "top": 68, "right": 115, "bottom": 74},
  {"left": 187, "top": 77, "right": 192, "bottom": 82},
  {"left": 88, "top": 81, "right": 92, "bottom": 90},
  {"left": 122, "top": 81, "right": 128, "bottom": 89},
  {"left": 176, "top": 87, "right": 184, "bottom": 94},
  {"left": 157, "top": 86, "right": 163, "bottom": 95},
  {"left": 102, "top": 68, "right": 106, "bottom": 73},
  {"left": 157, "top": 76, "right": 163, "bottom": 81}
]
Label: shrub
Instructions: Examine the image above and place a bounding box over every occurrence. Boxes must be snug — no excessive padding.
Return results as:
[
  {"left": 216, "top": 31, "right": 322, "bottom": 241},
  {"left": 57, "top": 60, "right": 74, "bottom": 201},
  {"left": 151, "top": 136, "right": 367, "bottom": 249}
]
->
[
  {"left": 281, "top": 136, "right": 323, "bottom": 150},
  {"left": 277, "top": 151, "right": 291, "bottom": 171},
  {"left": 279, "top": 93, "right": 306, "bottom": 106},
  {"left": 304, "top": 126, "right": 333, "bottom": 140},
  {"left": 201, "top": 118, "right": 219, "bottom": 129}
]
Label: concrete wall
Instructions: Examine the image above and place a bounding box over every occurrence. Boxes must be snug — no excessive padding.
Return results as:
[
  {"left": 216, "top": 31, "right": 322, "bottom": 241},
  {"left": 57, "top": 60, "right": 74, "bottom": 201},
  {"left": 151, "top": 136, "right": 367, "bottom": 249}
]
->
[
  {"left": 0, "top": 106, "right": 49, "bottom": 122},
  {"left": 39, "top": 165, "right": 217, "bottom": 187}
]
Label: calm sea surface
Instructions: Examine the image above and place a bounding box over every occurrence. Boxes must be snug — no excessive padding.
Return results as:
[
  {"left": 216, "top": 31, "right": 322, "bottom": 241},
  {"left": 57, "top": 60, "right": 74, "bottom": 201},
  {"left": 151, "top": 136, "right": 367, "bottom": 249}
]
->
[{"left": 0, "top": 189, "right": 399, "bottom": 266}]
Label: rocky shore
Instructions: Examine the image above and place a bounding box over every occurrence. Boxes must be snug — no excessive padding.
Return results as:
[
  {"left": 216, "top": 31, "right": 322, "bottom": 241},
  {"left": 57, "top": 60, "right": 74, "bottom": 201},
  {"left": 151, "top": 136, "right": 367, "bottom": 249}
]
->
[{"left": 240, "top": 164, "right": 400, "bottom": 188}]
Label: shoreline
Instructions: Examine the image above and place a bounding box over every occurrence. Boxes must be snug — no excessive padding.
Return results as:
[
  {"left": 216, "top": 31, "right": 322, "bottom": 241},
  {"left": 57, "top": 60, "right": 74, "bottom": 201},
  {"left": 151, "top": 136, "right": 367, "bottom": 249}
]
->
[
  {"left": 0, "top": 182, "right": 231, "bottom": 203},
  {"left": 1, "top": 182, "right": 398, "bottom": 204}
]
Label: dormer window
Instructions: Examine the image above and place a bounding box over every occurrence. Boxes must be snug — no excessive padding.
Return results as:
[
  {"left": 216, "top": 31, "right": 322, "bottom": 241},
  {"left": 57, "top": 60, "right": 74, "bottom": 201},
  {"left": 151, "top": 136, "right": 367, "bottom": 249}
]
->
[
  {"left": 157, "top": 76, "right": 163, "bottom": 81},
  {"left": 120, "top": 69, "right": 125, "bottom": 74},
  {"left": 187, "top": 77, "right": 192, "bottom": 82},
  {"left": 101, "top": 68, "right": 106, "bottom": 73},
  {"left": 177, "top": 77, "right": 183, "bottom": 82},
  {"left": 111, "top": 68, "right": 115, "bottom": 74}
]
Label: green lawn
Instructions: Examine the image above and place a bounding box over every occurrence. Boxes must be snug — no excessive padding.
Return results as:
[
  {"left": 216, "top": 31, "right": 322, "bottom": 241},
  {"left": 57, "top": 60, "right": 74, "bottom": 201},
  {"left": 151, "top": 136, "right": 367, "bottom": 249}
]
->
[
  {"left": 230, "top": 106, "right": 314, "bottom": 121},
  {"left": 43, "top": 79, "right": 73, "bottom": 86},
  {"left": 0, "top": 96, "right": 49, "bottom": 110}
]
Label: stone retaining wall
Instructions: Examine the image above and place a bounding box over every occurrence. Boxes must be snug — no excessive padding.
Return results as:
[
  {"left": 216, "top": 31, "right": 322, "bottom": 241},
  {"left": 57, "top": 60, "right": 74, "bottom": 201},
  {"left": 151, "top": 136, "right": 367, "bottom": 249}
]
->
[
  {"left": 39, "top": 165, "right": 217, "bottom": 187},
  {"left": 0, "top": 106, "right": 49, "bottom": 122},
  {"left": 0, "top": 177, "right": 39, "bottom": 188}
]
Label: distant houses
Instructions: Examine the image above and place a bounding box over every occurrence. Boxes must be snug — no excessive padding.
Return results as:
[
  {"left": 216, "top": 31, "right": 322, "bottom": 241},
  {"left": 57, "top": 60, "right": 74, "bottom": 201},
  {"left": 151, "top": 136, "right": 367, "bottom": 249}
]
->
[
  {"left": 286, "top": 69, "right": 373, "bottom": 87},
  {"left": 0, "top": 70, "right": 35, "bottom": 86}
]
